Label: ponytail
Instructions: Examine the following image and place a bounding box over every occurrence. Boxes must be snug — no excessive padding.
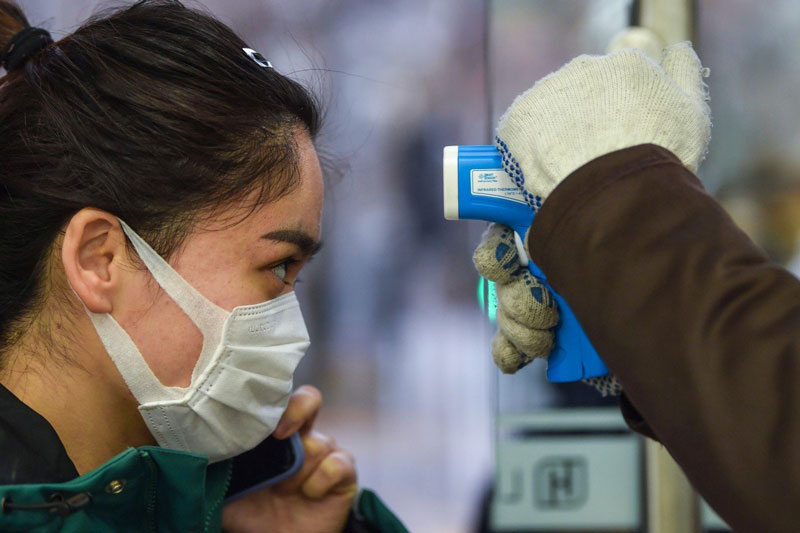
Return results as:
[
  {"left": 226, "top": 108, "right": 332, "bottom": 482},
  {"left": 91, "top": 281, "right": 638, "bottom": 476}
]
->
[{"left": 0, "top": 1, "right": 27, "bottom": 51}]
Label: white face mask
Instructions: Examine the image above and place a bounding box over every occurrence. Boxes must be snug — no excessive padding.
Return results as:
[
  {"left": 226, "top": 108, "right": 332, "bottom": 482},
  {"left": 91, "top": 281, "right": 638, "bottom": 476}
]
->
[{"left": 84, "top": 219, "right": 311, "bottom": 463}]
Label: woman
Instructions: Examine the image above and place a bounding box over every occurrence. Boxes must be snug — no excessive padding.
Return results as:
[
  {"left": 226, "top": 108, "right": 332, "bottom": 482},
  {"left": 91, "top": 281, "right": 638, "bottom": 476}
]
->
[{"left": 0, "top": 1, "right": 405, "bottom": 531}]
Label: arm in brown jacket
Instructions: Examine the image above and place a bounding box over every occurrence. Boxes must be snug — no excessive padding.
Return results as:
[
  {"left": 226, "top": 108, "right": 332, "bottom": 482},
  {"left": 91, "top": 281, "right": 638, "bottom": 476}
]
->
[{"left": 530, "top": 143, "right": 800, "bottom": 532}]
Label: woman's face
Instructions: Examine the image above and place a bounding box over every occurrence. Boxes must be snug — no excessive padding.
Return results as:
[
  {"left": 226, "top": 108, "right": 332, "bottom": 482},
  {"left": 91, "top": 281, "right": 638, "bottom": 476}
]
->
[{"left": 113, "top": 130, "right": 323, "bottom": 388}]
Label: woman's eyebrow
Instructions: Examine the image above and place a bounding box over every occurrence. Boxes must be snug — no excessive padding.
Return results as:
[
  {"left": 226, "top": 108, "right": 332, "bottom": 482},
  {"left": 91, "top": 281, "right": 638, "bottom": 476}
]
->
[{"left": 261, "top": 229, "right": 323, "bottom": 257}]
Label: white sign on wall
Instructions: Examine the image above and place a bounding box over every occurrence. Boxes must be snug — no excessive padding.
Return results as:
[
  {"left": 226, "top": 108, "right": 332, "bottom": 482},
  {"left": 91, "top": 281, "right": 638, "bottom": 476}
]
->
[{"left": 491, "top": 409, "right": 642, "bottom": 531}]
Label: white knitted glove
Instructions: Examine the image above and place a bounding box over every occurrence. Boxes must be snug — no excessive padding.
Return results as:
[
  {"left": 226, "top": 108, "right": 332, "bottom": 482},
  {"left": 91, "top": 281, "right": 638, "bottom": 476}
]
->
[
  {"left": 495, "top": 42, "right": 711, "bottom": 212},
  {"left": 473, "top": 224, "right": 559, "bottom": 373}
]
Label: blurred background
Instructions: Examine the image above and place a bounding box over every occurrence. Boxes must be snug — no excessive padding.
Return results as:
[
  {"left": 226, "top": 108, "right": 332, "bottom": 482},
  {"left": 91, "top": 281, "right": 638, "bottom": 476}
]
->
[{"left": 18, "top": 0, "right": 800, "bottom": 531}]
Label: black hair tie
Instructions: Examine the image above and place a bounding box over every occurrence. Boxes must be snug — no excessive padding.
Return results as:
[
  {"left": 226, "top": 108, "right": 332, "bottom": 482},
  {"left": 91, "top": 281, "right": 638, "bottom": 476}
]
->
[{"left": 1, "top": 26, "right": 53, "bottom": 71}]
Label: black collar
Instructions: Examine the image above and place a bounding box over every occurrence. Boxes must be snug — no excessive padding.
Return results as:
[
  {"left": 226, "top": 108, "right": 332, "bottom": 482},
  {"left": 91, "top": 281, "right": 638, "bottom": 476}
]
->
[{"left": 0, "top": 384, "right": 78, "bottom": 484}]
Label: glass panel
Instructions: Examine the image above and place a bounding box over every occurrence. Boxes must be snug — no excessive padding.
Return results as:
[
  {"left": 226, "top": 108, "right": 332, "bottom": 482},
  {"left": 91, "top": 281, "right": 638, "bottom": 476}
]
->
[
  {"left": 489, "top": 0, "right": 632, "bottom": 415},
  {"left": 487, "top": 3, "right": 644, "bottom": 532}
]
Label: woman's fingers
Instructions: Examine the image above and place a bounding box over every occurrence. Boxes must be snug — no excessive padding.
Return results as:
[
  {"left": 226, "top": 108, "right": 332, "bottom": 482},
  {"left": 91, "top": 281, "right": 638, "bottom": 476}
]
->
[
  {"left": 273, "top": 385, "right": 322, "bottom": 439},
  {"left": 272, "top": 429, "right": 358, "bottom": 499},
  {"left": 274, "top": 430, "right": 337, "bottom": 493},
  {"left": 301, "top": 450, "right": 358, "bottom": 500},
  {"left": 271, "top": 386, "right": 358, "bottom": 500}
]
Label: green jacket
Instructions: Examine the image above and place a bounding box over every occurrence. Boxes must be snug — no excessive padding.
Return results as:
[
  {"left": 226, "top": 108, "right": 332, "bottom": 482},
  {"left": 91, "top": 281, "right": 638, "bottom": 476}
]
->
[
  {"left": 0, "top": 446, "right": 407, "bottom": 532},
  {"left": 0, "top": 385, "right": 408, "bottom": 532},
  {"left": 0, "top": 446, "right": 230, "bottom": 532}
]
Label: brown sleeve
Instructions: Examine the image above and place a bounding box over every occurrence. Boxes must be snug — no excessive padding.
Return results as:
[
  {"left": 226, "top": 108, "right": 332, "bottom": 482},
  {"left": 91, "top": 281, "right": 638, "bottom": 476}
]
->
[{"left": 529, "top": 144, "right": 800, "bottom": 533}]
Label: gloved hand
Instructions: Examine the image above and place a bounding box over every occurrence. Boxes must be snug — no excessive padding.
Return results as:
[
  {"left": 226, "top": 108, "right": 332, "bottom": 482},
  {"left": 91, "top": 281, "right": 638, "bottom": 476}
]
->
[
  {"left": 473, "top": 224, "right": 624, "bottom": 394},
  {"left": 495, "top": 42, "right": 711, "bottom": 212},
  {"left": 473, "top": 224, "right": 558, "bottom": 373}
]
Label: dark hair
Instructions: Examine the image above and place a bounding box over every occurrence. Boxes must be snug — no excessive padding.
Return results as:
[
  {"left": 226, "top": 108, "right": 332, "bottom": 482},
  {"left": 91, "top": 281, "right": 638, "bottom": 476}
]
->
[{"left": 0, "top": 0, "right": 321, "bottom": 354}]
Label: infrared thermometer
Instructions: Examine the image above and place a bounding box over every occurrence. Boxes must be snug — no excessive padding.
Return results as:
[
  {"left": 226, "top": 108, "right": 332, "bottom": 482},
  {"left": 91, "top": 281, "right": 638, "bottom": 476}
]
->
[{"left": 443, "top": 144, "right": 608, "bottom": 382}]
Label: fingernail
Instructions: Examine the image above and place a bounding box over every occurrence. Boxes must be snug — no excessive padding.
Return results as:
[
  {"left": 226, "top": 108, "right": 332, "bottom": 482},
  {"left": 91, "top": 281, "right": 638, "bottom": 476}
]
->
[{"left": 304, "top": 438, "right": 319, "bottom": 457}]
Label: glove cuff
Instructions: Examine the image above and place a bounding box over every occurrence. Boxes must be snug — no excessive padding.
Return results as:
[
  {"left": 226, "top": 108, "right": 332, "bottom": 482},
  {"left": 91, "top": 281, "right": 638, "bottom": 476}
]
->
[{"left": 583, "top": 374, "right": 623, "bottom": 396}]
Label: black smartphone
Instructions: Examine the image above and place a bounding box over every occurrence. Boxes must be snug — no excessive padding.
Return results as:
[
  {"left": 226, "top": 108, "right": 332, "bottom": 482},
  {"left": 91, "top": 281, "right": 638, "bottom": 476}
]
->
[{"left": 224, "top": 433, "right": 305, "bottom": 503}]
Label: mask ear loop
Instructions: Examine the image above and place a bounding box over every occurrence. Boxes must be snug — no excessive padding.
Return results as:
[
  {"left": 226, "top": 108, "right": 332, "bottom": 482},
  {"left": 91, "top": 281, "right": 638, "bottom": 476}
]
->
[
  {"left": 84, "top": 307, "right": 186, "bottom": 403},
  {"left": 117, "top": 219, "right": 229, "bottom": 379}
]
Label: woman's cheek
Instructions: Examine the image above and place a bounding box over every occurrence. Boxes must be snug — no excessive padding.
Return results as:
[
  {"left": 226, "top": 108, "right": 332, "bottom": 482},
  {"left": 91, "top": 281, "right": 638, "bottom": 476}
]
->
[
  {"left": 118, "top": 288, "right": 205, "bottom": 388},
  {"left": 111, "top": 268, "right": 284, "bottom": 389}
]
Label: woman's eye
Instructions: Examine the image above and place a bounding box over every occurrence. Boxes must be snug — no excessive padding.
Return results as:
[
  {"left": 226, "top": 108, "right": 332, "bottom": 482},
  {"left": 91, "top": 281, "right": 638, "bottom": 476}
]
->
[{"left": 270, "top": 262, "right": 288, "bottom": 281}]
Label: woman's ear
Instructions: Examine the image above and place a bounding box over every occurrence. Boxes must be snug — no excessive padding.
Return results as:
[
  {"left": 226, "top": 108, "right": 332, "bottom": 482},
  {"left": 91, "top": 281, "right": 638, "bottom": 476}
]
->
[{"left": 62, "top": 209, "right": 128, "bottom": 314}]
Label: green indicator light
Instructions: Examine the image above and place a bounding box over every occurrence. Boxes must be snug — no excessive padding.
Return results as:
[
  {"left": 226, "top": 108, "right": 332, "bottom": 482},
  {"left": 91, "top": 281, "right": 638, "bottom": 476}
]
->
[{"left": 476, "top": 277, "right": 498, "bottom": 325}]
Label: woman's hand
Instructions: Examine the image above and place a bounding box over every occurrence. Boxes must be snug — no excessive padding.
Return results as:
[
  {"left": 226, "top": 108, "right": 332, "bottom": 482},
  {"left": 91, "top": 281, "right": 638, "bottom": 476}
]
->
[{"left": 222, "top": 385, "right": 358, "bottom": 533}]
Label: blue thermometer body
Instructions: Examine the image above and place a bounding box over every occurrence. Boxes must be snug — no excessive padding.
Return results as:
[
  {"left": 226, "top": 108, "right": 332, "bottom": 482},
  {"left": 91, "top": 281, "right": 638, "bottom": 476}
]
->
[{"left": 443, "top": 144, "right": 608, "bottom": 382}]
